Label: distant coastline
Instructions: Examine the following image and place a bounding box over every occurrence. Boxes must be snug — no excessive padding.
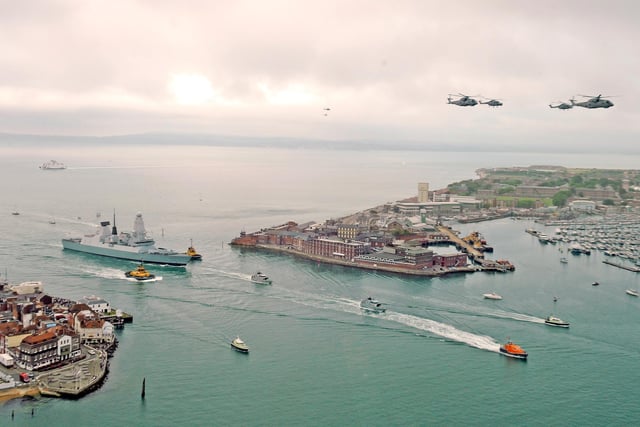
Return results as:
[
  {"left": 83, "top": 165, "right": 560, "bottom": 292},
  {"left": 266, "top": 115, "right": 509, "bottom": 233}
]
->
[{"left": 3, "top": 131, "right": 639, "bottom": 154}]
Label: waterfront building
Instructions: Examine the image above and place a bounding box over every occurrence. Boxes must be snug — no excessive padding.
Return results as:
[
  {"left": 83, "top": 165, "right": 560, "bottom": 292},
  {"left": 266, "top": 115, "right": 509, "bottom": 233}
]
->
[
  {"left": 337, "top": 224, "right": 359, "bottom": 240},
  {"left": 433, "top": 253, "right": 469, "bottom": 267},
  {"left": 448, "top": 196, "right": 482, "bottom": 210},
  {"left": 570, "top": 199, "right": 597, "bottom": 212},
  {"left": 74, "top": 310, "right": 114, "bottom": 345},
  {"left": 514, "top": 184, "right": 567, "bottom": 198},
  {"left": 432, "top": 193, "right": 450, "bottom": 202},
  {"left": 14, "top": 327, "right": 81, "bottom": 370},
  {"left": 575, "top": 186, "right": 620, "bottom": 201},
  {"left": 78, "top": 295, "right": 111, "bottom": 314},
  {"left": 418, "top": 182, "right": 430, "bottom": 203},
  {"left": 303, "top": 237, "right": 368, "bottom": 260},
  {"left": 396, "top": 201, "right": 462, "bottom": 217},
  {"left": 352, "top": 245, "right": 467, "bottom": 270}
]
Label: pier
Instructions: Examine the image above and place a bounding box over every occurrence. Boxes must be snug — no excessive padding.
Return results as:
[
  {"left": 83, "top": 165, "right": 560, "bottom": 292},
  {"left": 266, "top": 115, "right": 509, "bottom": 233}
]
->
[
  {"left": 436, "top": 226, "right": 485, "bottom": 260},
  {"left": 602, "top": 259, "right": 640, "bottom": 272}
]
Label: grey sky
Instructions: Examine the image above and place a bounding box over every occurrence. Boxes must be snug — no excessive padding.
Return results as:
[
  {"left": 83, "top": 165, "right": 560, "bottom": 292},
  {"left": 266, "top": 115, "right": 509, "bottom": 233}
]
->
[{"left": 1, "top": 0, "right": 638, "bottom": 150}]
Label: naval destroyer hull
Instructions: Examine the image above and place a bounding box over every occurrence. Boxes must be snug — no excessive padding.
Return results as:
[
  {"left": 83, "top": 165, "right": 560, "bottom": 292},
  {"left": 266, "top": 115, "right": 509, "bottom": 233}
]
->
[{"left": 62, "top": 238, "right": 191, "bottom": 266}]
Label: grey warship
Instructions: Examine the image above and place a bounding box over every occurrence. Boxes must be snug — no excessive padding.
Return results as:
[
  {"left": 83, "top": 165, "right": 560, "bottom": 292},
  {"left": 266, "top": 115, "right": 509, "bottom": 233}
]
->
[{"left": 62, "top": 212, "right": 192, "bottom": 266}]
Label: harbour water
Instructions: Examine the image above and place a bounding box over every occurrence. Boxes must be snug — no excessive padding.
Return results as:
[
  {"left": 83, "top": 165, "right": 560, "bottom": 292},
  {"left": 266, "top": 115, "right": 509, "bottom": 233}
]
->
[{"left": 1, "top": 141, "right": 640, "bottom": 425}]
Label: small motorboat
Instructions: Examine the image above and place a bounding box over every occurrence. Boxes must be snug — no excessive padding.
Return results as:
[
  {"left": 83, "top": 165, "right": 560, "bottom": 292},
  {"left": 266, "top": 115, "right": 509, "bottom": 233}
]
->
[
  {"left": 125, "top": 264, "right": 156, "bottom": 281},
  {"left": 251, "top": 272, "right": 272, "bottom": 285},
  {"left": 360, "top": 297, "right": 386, "bottom": 314},
  {"left": 560, "top": 257, "right": 568, "bottom": 264},
  {"left": 231, "top": 336, "right": 249, "bottom": 353},
  {"left": 544, "top": 315, "right": 570, "bottom": 328},
  {"left": 499, "top": 340, "right": 528, "bottom": 360},
  {"left": 625, "top": 289, "right": 639, "bottom": 297},
  {"left": 483, "top": 292, "right": 502, "bottom": 300},
  {"left": 592, "top": 281, "right": 600, "bottom": 286}
]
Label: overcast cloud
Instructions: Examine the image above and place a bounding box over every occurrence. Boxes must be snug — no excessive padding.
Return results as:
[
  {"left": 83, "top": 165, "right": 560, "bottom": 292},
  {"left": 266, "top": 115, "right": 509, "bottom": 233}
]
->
[{"left": 1, "top": 0, "right": 639, "bottom": 150}]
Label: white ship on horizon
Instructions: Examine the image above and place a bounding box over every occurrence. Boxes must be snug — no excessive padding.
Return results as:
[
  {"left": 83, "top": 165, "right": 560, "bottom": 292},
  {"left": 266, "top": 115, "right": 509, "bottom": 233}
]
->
[{"left": 39, "top": 160, "right": 67, "bottom": 170}]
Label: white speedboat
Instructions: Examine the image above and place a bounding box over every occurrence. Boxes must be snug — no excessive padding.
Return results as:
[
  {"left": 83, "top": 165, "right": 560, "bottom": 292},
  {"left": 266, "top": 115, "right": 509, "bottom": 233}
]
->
[
  {"left": 360, "top": 297, "right": 386, "bottom": 313},
  {"left": 250, "top": 272, "right": 272, "bottom": 285},
  {"left": 483, "top": 292, "right": 502, "bottom": 300},
  {"left": 231, "top": 337, "right": 249, "bottom": 353},
  {"left": 544, "top": 315, "right": 570, "bottom": 328},
  {"left": 625, "top": 289, "right": 639, "bottom": 297}
]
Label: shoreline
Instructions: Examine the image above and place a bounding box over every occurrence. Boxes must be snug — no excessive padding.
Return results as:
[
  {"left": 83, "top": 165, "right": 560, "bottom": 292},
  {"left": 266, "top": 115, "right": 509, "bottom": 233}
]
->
[
  {"left": 0, "top": 386, "right": 40, "bottom": 403},
  {"left": 238, "top": 243, "right": 480, "bottom": 277}
]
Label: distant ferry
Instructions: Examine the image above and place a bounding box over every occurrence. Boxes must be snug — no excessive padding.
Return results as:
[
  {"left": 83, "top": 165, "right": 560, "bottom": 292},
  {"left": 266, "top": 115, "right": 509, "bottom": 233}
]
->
[
  {"left": 62, "top": 212, "right": 193, "bottom": 266},
  {"left": 39, "top": 160, "right": 67, "bottom": 170}
]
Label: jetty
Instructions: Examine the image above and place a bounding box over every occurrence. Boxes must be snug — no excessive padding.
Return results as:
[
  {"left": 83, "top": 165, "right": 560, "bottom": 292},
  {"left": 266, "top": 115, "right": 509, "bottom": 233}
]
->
[{"left": 602, "top": 259, "right": 640, "bottom": 272}]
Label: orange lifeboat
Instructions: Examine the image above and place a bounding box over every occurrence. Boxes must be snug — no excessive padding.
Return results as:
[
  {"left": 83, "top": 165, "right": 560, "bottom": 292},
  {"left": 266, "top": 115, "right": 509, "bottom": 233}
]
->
[{"left": 499, "top": 340, "right": 528, "bottom": 360}]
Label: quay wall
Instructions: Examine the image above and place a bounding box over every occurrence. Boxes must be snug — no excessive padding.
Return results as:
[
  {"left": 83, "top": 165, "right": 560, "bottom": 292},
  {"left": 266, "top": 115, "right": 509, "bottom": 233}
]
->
[{"left": 246, "top": 244, "right": 478, "bottom": 277}]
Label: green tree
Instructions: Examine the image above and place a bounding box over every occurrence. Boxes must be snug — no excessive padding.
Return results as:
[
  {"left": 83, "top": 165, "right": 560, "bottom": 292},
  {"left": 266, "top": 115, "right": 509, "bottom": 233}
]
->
[
  {"left": 498, "top": 187, "right": 515, "bottom": 195},
  {"left": 517, "top": 199, "right": 536, "bottom": 208},
  {"left": 552, "top": 190, "right": 571, "bottom": 207}
]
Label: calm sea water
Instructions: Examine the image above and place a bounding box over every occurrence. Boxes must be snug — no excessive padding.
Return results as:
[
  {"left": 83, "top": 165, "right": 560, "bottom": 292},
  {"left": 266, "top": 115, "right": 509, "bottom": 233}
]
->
[{"left": 1, "top": 141, "right": 640, "bottom": 426}]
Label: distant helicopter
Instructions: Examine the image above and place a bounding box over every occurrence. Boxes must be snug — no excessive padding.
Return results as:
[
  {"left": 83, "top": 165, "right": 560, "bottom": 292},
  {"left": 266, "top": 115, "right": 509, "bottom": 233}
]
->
[
  {"left": 479, "top": 97, "right": 503, "bottom": 107},
  {"left": 571, "top": 94, "right": 614, "bottom": 109},
  {"left": 549, "top": 100, "right": 574, "bottom": 110},
  {"left": 323, "top": 107, "right": 331, "bottom": 116},
  {"left": 447, "top": 93, "right": 478, "bottom": 107}
]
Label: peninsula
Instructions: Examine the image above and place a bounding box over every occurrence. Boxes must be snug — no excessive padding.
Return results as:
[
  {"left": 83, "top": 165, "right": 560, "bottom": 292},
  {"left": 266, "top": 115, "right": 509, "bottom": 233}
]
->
[{"left": 231, "top": 165, "right": 640, "bottom": 276}]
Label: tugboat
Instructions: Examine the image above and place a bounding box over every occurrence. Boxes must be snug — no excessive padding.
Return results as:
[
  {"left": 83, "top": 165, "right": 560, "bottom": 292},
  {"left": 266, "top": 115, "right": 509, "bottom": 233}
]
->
[
  {"left": 186, "top": 239, "right": 202, "bottom": 261},
  {"left": 125, "top": 264, "right": 156, "bottom": 281},
  {"left": 499, "top": 340, "right": 528, "bottom": 360},
  {"left": 544, "top": 315, "right": 570, "bottom": 328},
  {"left": 231, "top": 336, "right": 249, "bottom": 353}
]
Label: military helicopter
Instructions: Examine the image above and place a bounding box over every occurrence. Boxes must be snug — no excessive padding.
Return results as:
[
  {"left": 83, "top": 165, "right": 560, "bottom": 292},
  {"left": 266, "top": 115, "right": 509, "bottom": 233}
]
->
[
  {"left": 447, "top": 93, "right": 478, "bottom": 107},
  {"left": 479, "top": 97, "right": 503, "bottom": 107},
  {"left": 571, "top": 94, "right": 614, "bottom": 109},
  {"left": 549, "top": 100, "right": 574, "bottom": 110}
]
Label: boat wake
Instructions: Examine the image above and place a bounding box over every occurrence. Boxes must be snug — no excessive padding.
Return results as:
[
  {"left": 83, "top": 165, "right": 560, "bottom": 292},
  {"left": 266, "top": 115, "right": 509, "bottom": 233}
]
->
[
  {"left": 202, "top": 268, "right": 255, "bottom": 282},
  {"left": 269, "top": 295, "right": 501, "bottom": 353},
  {"left": 81, "top": 266, "right": 163, "bottom": 283},
  {"left": 384, "top": 312, "right": 501, "bottom": 352},
  {"left": 83, "top": 267, "right": 129, "bottom": 280},
  {"left": 404, "top": 299, "right": 545, "bottom": 325},
  {"left": 125, "top": 276, "right": 163, "bottom": 283}
]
